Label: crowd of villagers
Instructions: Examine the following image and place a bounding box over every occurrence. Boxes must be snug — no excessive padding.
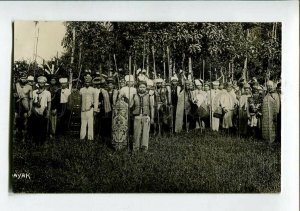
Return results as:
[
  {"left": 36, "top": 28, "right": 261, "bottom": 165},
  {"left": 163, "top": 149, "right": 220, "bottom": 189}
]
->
[{"left": 14, "top": 66, "right": 281, "bottom": 152}]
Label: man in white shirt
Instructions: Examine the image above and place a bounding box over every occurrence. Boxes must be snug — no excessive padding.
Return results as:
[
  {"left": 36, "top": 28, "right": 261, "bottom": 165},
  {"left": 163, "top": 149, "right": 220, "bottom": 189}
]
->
[
  {"left": 220, "top": 82, "right": 239, "bottom": 132},
  {"left": 32, "top": 76, "right": 51, "bottom": 145},
  {"left": 57, "top": 78, "right": 71, "bottom": 136},
  {"left": 80, "top": 75, "right": 98, "bottom": 141}
]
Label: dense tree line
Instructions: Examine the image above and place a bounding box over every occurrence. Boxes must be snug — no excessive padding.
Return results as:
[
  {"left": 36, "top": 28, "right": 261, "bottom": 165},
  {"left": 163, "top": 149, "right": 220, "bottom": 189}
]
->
[{"left": 14, "top": 22, "right": 281, "bottom": 84}]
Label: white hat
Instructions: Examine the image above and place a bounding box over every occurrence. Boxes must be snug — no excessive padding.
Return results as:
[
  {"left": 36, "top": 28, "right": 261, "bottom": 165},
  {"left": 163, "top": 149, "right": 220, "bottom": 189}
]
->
[
  {"left": 266, "top": 80, "right": 274, "bottom": 87},
  {"left": 194, "top": 79, "right": 202, "bottom": 86},
  {"left": 59, "top": 78, "right": 68, "bottom": 84},
  {"left": 147, "top": 79, "right": 154, "bottom": 87},
  {"left": 27, "top": 76, "right": 34, "bottom": 81},
  {"left": 212, "top": 81, "right": 220, "bottom": 86},
  {"left": 142, "top": 69, "right": 147, "bottom": 73},
  {"left": 154, "top": 78, "right": 163, "bottom": 83},
  {"left": 136, "top": 68, "right": 142, "bottom": 75},
  {"left": 125, "top": 75, "right": 135, "bottom": 82},
  {"left": 37, "top": 76, "right": 47, "bottom": 83},
  {"left": 244, "top": 83, "right": 251, "bottom": 89},
  {"left": 138, "top": 75, "right": 147, "bottom": 82},
  {"left": 171, "top": 76, "right": 178, "bottom": 81}
]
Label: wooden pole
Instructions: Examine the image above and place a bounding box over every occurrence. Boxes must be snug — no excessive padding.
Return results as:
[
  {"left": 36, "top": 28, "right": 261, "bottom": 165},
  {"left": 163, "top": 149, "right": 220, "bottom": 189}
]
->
[
  {"left": 167, "top": 46, "right": 171, "bottom": 80},
  {"left": 203, "top": 59, "right": 205, "bottom": 88},
  {"left": 142, "top": 34, "right": 146, "bottom": 70}
]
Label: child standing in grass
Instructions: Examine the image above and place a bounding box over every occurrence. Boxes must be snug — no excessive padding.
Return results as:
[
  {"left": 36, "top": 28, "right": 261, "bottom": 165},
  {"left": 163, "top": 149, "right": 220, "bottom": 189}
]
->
[{"left": 131, "top": 81, "right": 154, "bottom": 152}]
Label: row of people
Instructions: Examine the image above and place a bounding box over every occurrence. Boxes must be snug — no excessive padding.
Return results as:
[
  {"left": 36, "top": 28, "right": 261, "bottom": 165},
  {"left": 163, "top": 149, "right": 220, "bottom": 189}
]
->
[{"left": 13, "top": 70, "right": 281, "bottom": 151}]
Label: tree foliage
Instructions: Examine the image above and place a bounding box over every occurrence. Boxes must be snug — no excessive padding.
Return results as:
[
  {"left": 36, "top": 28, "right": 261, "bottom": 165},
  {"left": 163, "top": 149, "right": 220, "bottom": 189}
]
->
[{"left": 14, "top": 22, "right": 281, "bottom": 84}]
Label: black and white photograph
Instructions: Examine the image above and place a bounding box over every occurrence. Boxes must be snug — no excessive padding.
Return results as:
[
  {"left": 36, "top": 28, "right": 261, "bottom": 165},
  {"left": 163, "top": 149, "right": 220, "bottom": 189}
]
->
[
  {"left": 11, "top": 20, "right": 282, "bottom": 193},
  {"left": 0, "top": 1, "right": 298, "bottom": 211}
]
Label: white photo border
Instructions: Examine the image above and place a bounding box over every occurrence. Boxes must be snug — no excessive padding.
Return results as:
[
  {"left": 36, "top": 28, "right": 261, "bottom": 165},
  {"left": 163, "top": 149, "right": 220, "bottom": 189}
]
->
[{"left": 0, "top": 1, "right": 298, "bottom": 211}]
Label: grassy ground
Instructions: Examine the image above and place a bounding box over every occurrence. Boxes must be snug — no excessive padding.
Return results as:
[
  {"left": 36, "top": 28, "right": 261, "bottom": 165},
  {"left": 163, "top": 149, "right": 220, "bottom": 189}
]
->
[{"left": 11, "top": 129, "right": 280, "bottom": 193}]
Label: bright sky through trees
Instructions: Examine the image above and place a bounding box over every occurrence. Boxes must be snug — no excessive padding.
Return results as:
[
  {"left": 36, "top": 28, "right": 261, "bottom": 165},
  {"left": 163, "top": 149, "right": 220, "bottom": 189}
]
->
[{"left": 14, "top": 21, "right": 66, "bottom": 64}]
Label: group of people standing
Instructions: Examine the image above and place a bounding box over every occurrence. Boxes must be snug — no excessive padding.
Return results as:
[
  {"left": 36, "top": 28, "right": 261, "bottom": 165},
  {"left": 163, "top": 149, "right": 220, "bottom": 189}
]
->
[{"left": 13, "top": 68, "right": 281, "bottom": 152}]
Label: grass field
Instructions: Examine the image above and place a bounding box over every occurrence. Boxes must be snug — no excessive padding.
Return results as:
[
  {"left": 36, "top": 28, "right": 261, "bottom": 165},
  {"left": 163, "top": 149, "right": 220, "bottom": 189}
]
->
[{"left": 11, "top": 129, "right": 281, "bottom": 193}]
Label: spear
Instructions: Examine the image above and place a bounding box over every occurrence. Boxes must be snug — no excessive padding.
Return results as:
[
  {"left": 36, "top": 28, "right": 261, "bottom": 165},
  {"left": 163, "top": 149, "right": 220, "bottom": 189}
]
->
[
  {"left": 127, "top": 53, "right": 132, "bottom": 152},
  {"left": 152, "top": 46, "right": 156, "bottom": 79},
  {"left": 209, "top": 64, "right": 212, "bottom": 129},
  {"left": 188, "top": 57, "right": 192, "bottom": 81},
  {"left": 152, "top": 45, "right": 161, "bottom": 136},
  {"left": 113, "top": 54, "right": 120, "bottom": 90},
  {"left": 142, "top": 34, "right": 146, "bottom": 70},
  {"left": 203, "top": 59, "right": 205, "bottom": 88},
  {"left": 167, "top": 46, "right": 171, "bottom": 81},
  {"left": 163, "top": 48, "right": 166, "bottom": 80}
]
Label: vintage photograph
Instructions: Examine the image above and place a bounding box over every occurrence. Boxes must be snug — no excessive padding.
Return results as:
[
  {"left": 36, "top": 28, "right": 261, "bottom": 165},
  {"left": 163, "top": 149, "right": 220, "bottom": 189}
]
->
[{"left": 11, "top": 21, "right": 281, "bottom": 193}]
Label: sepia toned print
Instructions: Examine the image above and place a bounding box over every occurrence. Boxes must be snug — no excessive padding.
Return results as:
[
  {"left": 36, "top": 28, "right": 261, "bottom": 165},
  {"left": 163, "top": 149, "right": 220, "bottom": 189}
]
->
[{"left": 11, "top": 21, "right": 281, "bottom": 193}]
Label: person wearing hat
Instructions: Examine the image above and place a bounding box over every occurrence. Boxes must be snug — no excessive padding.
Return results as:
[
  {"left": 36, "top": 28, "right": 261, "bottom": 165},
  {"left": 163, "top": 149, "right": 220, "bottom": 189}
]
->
[
  {"left": 79, "top": 75, "right": 98, "bottom": 141},
  {"left": 131, "top": 80, "right": 154, "bottom": 152},
  {"left": 48, "top": 76, "right": 61, "bottom": 139},
  {"left": 136, "top": 68, "right": 148, "bottom": 83},
  {"left": 104, "top": 76, "right": 119, "bottom": 144},
  {"left": 170, "top": 75, "right": 181, "bottom": 132},
  {"left": 219, "top": 82, "right": 239, "bottom": 134},
  {"left": 238, "top": 83, "right": 252, "bottom": 137},
  {"left": 31, "top": 76, "right": 51, "bottom": 145},
  {"left": 14, "top": 71, "right": 33, "bottom": 142},
  {"left": 27, "top": 75, "right": 35, "bottom": 89},
  {"left": 207, "top": 80, "right": 222, "bottom": 131},
  {"left": 192, "top": 79, "right": 208, "bottom": 129},
  {"left": 248, "top": 83, "right": 264, "bottom": 138},
  {"left": 153, "top": 77, "right": 172, "bottom": 135},
  {"left": 175, "top": 80, "right": 195, "bottom": 132},
  {"left": 56, "top": 77, "right": 71, "bottom": 136},
  {"left": 261, "top": 80, "right": 280, "bottom": 143}
]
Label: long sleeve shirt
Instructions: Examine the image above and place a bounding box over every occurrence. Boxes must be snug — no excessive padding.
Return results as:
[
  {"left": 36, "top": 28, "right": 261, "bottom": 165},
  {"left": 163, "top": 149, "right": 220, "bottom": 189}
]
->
[
  {"left": 220, "top": 91, "right": 238, "bottom": 111},
  {"left": 79, "top": 86, "right": 98, "bottom": 112}
]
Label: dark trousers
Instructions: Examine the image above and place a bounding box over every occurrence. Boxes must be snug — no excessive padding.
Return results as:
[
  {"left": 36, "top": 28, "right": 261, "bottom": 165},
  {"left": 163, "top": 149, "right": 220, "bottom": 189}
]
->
[{"left": 31, "top": 112, "right": 48, "bottom": 145}]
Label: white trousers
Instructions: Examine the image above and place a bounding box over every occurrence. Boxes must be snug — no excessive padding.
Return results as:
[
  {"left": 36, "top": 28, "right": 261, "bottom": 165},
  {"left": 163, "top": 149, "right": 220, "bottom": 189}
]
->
[
  {"left": 211, "top": 117, "right": 220, "bottom": 131},
  {"left": 80, "top": 109, "right": 94, "bottom": 140},
  {"left": 133, "top": 116, "right": 150, "bottom": 151}
]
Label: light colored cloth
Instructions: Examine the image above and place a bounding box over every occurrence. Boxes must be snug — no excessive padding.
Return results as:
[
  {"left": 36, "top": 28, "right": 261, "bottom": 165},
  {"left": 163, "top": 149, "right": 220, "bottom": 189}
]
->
[
  {"left": 207, "top": 89, "right": 222, "bottom": 131},
  {"left": 49, "top": 112, "right": 57, "bottom": 135},
  {"left": 262, "top": 93, "right": 277, "bottom": 143},
  {"left": 175, "top": 90, "right": 192, "bottom": 133},
  {"left": 60, "top": 88, "right": 71, "bottom": 103},
  {"left": 133, "top": 115, "right": 150, "bottom": 151},
  {"left": 220, "top": 91, "right": 238, "bottom": 129},
  {"left": 211, "top": 117, "right": 220, "bottom": 131},
  {"left": 119, "top": 86, "right": 137, "bottom": 107},
  {"left": 220, "top": 91, "right": 238, "bottom": 111},
  {"left": 222, "top": 110, "right": 234, "bottom": 129},
  {"left": 79, "top": 87, "right": 98, "bottom": 112},
  {"left": 80, "top": 109, "right": 94, "bottom": 140},
  {"left": 33, "top": 89, "right": 51, "bottom": 115},
  {"left": 192, "top": 90, "right": 207, "bottom": 107},
  {"left": 95, "top": 88, "right": 112, "bottom": 113}
]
